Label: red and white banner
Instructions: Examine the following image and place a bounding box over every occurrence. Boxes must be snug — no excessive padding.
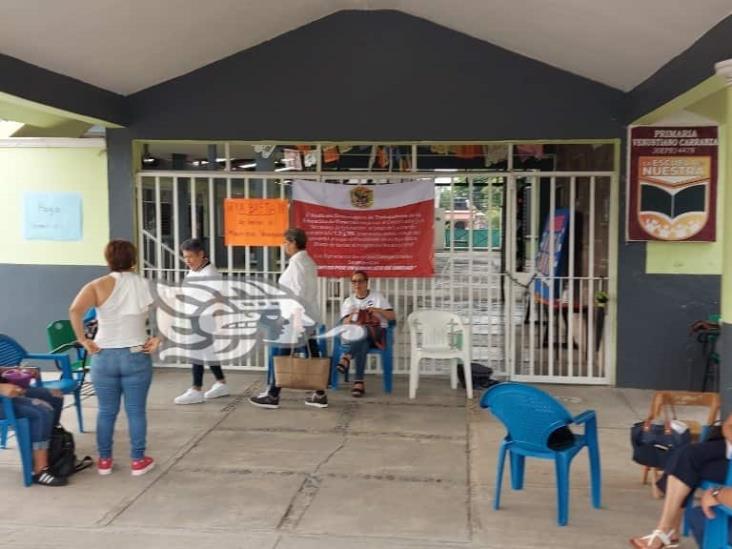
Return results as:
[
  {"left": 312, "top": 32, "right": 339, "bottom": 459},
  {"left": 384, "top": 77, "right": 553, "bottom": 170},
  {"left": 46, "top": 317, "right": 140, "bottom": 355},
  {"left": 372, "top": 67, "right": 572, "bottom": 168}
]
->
[{"left": 292, "top": 180, "right": 434, "bottom": 277}]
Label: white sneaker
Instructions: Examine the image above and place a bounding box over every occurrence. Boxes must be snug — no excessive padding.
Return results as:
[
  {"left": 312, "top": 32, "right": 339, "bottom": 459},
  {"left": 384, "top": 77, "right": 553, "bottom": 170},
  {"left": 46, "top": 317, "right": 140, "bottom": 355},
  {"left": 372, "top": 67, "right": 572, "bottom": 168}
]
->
[
  {"left": 204, "top": 382, "right": 230, "bottom": 400},
  {"left": 174, "top": 388, "right": 204, "bottom": 405}
]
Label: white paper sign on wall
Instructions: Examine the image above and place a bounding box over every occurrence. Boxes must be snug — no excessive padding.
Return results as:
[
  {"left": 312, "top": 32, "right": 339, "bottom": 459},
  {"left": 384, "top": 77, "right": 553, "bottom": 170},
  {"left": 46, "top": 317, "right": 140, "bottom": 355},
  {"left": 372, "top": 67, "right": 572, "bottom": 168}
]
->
[{"left": 23, "top": 192, "right": 82, "bottom": 241}]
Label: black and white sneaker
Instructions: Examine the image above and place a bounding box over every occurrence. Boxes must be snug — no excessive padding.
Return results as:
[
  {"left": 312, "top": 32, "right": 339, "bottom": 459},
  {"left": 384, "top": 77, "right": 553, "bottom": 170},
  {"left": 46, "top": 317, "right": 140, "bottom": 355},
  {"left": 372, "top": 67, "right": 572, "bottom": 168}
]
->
[
  {"left": 304, "top": 392, "right": 328, "bottom": 408},
  {"left": 248, "top": 391, "right": 280, "bottom": 409},
  {"left": 33, "top": 468, "right": 68, "bottom": 487}
]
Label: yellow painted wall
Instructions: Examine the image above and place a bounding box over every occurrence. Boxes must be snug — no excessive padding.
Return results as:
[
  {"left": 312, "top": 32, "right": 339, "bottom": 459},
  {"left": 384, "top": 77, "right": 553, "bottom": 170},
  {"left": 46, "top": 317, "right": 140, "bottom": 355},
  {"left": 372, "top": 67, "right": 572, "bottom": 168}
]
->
[
  {"left": 642, "top": 84, "right": 728, "bottom": 274},
  {"left": 645, "top": 123, "right": 725, "bottom": 274},
  {"left": 721, "top": 86, "right": 732, "bottom": 320},
  {"left": 0, "top": 142, "right": 109, "bottom": 265}
]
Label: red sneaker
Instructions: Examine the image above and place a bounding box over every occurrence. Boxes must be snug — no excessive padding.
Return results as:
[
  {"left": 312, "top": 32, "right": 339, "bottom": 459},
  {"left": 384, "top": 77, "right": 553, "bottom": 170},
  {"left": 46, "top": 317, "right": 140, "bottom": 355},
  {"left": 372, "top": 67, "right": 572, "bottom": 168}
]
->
[
  {"left": 130, "top": 456, "right": 155, "bottom": 476},
  {"left": 97, "top": 457, "right": 113, "bottom": 476}
]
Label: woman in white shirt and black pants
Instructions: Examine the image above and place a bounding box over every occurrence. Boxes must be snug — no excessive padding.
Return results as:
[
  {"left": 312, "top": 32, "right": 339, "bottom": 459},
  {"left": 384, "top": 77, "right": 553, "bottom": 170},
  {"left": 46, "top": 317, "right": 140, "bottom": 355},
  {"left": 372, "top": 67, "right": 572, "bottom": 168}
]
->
[
  {"left": 173, "top": 238, "right": 229, "bottom": 405},
  {"left": 249, "top": 228, "right": 326, "bottom": 409}
]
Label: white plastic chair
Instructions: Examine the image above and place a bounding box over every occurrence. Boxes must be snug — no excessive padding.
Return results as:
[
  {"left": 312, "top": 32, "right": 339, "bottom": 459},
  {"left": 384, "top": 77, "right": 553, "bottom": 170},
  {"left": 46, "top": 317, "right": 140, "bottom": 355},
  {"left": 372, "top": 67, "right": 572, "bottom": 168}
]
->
[{"left": 407, "top": 310, "right": 473, "bottom": 399}]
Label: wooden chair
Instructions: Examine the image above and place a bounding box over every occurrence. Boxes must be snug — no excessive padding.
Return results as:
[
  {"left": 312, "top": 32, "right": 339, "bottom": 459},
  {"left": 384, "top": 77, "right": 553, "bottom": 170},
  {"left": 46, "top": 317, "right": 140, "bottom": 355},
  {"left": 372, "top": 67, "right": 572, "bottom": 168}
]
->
[{"left": 641, "top": 391, "right": 720, "bottom": 498}]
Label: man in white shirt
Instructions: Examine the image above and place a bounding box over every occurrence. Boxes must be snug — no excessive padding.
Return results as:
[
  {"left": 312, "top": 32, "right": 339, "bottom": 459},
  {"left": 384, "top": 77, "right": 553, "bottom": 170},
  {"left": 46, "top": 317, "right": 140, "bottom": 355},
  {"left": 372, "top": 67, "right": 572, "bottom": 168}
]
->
[
  {"left": 173, "top": 238, "right": 230, "bottom": 405},
  {"left": 278, "top": 232, "right": 320, "bottom": 329},
  {"left": 249, "top": 228, "right": 327, "bottom": 409}
]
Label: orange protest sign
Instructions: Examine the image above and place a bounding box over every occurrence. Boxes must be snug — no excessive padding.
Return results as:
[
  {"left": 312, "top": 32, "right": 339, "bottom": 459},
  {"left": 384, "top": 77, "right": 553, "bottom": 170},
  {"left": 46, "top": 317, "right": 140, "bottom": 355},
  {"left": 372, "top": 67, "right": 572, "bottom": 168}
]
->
[{"left": 224, "top": 198, "right": 288, "bottom": 246}]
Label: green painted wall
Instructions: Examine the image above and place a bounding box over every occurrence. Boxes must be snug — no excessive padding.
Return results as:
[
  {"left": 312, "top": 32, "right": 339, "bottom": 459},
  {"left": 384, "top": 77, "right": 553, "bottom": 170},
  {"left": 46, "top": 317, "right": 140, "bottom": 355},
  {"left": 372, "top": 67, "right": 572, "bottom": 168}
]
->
[{"left": 0, "top": 140, "right": 109, "bottom": 265}]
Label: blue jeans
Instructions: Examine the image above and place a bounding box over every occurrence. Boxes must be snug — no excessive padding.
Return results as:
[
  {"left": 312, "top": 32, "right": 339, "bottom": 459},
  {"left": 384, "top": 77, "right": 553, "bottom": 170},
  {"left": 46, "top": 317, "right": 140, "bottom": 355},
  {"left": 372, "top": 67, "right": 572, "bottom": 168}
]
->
[
  {"left": 340, "top": 330, "right": 382, "bottom": 380},
  {"left": 91, "top": 349, "right": 153, "bottom": 460},
  {"left": 0, "top": 387, "right": 62, "bottom": 450}
]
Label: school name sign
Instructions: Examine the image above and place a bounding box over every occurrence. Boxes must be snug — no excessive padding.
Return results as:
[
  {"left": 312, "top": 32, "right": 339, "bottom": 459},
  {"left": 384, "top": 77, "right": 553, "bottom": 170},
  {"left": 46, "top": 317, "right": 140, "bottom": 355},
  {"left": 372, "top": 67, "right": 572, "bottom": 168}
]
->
[{"left": 627, "top": 126, "right": 718, "bottom": 242}]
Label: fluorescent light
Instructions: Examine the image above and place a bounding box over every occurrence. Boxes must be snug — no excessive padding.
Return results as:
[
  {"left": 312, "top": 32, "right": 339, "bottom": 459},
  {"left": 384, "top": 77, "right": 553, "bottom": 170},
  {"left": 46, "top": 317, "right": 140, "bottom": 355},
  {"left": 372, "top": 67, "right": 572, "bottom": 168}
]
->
[
  {"left": 238, "top": 162, "right": 257, "bottom": 169},
  {"left": 275, "top": 166, "right": 295, "bottom": 172},
  {"left": 434, "top": 168, "right": 458, "bottom": 172}
]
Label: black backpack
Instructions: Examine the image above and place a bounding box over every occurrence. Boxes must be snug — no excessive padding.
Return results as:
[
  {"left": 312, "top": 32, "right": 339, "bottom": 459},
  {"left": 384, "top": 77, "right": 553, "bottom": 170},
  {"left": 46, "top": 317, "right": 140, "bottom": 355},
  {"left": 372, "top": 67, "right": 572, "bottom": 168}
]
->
[
  {"left": 457, "top": 362, "right": 501, "bottom": 390},
  {"left": 48, "top": 426, "right": 93, "bottom": 478}
]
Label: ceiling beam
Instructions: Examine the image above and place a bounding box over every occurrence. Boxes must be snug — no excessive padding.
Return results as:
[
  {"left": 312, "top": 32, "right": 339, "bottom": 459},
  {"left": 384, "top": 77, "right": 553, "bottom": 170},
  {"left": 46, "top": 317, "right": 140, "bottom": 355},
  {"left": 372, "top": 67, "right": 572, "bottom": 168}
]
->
[{"left": 0, "top": 53, "right": 128, "bottom": 126}]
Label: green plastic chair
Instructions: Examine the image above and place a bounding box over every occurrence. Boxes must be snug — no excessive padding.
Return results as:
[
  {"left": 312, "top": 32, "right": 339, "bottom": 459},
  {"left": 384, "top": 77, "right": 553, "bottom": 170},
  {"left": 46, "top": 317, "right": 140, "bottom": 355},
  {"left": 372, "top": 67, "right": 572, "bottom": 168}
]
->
[{"left": 46, "top": 320, "right": 88, "bottom": 386}]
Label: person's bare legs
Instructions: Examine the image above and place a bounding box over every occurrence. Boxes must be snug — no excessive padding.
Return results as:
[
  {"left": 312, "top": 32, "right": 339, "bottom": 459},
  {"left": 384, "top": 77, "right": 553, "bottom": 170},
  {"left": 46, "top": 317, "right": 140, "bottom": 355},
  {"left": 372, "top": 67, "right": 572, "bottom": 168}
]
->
[
  {"left": 32, "top": 449, "right": 49, "bottom": 475},
  {"left": 630, "top": 474, "right": 691, "bottom": 547},
  {"left": 656, "top": 475, "right": 690, "bottom": 533}
]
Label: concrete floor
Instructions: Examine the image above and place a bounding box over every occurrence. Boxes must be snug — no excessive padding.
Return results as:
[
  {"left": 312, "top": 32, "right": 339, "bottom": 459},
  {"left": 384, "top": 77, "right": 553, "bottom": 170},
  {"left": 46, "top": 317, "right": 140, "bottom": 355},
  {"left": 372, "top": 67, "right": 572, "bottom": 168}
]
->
[{"left": 0, "top": 369, "right": 695, "bottom": 548}]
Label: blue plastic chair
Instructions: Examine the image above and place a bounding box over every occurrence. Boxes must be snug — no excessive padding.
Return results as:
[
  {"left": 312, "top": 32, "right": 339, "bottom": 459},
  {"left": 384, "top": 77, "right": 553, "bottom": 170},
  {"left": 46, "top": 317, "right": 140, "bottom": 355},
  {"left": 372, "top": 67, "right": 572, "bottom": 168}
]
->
[
  {"left": 699, "top": 458, "right": 732, "bottom": 548},
  {"left": 480, "top": 382, "right": 602, "bottom": 526},
  {"left": 0, "top": 334, "right": 84, "bottom": 432},
  {"left": 681, "top": 425, "right": 720, "bottom": 538},
  {"left": 330, "top": 321, "right": 395, "bottom": 393},
  {"left": 266, "top": 325, "right": 328, "bottom": 386},
  {"left": 0, "top": 395, "right": 33, "bottom": 486},
  {"left": 703, "top": 510, "right": 732, "bottom": 549}
]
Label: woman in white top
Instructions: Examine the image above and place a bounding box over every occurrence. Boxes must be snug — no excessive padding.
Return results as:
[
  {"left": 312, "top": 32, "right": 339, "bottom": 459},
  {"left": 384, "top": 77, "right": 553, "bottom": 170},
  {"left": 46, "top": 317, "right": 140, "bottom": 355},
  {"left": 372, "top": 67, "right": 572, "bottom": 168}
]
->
[
  {"left": 249, "top": 228, "right": 326, "bottom": 409},
  {"left": 69, "top": 240, "right": 159, "bottom": 477},
  {"left": 173, "top": 238, "right": 229, "bottom": 405},
  {"left": 337, "top": 270, "right": 395, "bottom": 397}
]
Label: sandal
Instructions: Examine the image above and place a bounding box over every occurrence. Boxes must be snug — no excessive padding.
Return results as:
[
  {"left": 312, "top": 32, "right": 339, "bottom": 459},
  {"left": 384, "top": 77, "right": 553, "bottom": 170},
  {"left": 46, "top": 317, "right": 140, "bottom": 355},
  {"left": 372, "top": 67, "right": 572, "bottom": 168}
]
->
[
  {"left": 351, "top": 381, "right": 365, "bottom": 398},
  {"left": 337, "top": 354, "right": 351, "bottom": 375},
  {"left": 629, "top": 529, "right": 678, "bottom": 548}
]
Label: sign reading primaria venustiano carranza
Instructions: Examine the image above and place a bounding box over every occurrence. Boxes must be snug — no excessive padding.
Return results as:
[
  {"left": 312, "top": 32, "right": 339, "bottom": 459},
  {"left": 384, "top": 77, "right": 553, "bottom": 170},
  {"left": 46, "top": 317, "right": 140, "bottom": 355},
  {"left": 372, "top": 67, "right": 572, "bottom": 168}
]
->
[{"left": 627, "top": 126, "right": 718, "bottom": 242}]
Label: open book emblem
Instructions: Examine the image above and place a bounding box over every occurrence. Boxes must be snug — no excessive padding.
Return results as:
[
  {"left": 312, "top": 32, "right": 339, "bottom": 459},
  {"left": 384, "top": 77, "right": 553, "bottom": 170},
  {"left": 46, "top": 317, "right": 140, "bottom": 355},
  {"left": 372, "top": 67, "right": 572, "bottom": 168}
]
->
[{"left": 637, "top": 156, "right": 710, "bottom": 240}]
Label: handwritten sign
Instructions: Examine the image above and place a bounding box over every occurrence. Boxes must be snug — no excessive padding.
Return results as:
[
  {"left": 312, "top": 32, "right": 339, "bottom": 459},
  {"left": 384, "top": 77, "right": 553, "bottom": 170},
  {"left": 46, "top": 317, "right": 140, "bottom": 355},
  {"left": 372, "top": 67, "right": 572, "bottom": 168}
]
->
[
  {"left": 224, "top": 198, "right": 288, "bottom": 246},
  {"left": 23, "top": 192, "right": 82, "bottom": 241}
]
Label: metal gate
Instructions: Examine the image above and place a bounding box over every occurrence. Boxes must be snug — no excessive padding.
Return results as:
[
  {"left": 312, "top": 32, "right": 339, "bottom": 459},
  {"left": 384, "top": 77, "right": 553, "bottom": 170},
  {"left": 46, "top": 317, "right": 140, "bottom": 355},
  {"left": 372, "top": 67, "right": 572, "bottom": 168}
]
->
[
  {"left": 136, "top": 166, "right": 616, "bottom": 384},
  {"left": 503, "top": 173, "right": 616, "bottom": 384}
]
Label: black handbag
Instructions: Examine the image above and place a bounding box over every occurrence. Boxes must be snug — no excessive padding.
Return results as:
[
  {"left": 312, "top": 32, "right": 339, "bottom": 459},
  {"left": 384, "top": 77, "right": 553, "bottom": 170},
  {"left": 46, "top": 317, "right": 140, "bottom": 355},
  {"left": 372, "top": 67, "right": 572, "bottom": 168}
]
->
[
  {"left": 630, "top": 405, "right": 692, "bottom": 469},
  {"left": 457, "top": 362, "right": 500, "bottom": 390}
]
